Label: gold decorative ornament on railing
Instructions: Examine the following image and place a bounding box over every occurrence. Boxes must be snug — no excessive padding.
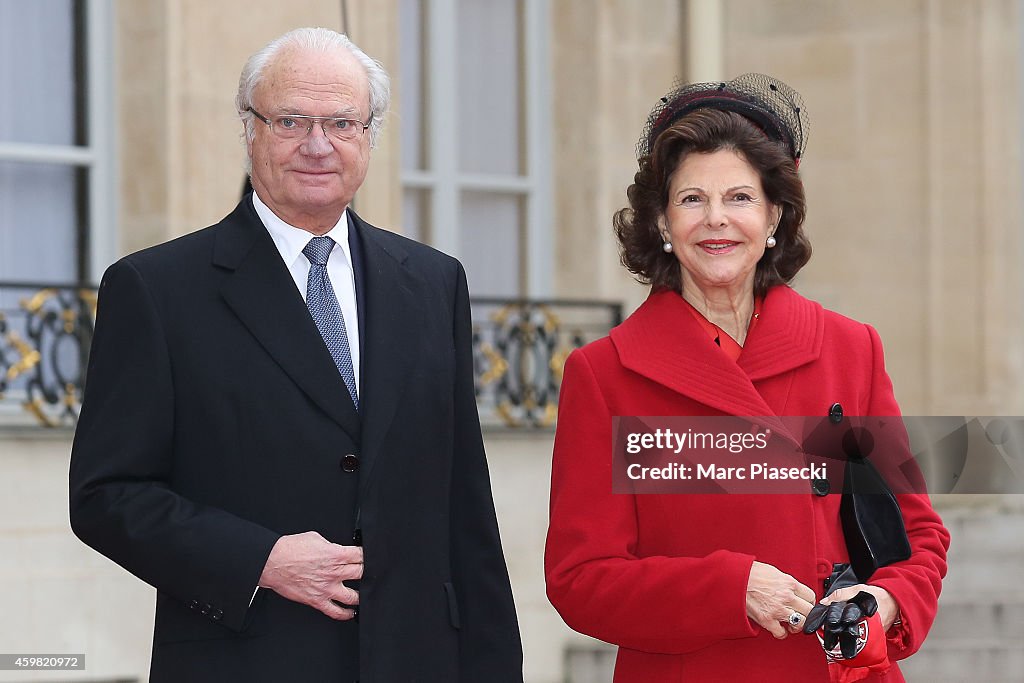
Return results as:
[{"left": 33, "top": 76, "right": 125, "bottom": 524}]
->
[
  {"left": 471, "top": 298, "right": 622, "bottom": 430},
  {"left": 0, "top": 283, "right": 97, "bottom": 428}
]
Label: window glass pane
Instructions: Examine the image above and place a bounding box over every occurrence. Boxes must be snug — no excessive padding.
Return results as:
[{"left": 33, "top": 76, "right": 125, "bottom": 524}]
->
[
  {"left": 0, "top": 0, "right": 78, "bottom": 146},
  {"left": 0, "top": 161, "right": 78, "bottom": 283},
  {"left": 459, "top": 191, "right": 522, "bottom": 296},
  {"left": 456, "top": 0, "right": 522, "bottom": 176},
  {"left": 402, "top": 188, "right": 431, "bottom": 244},
  {"left": 399, "top": 0, "right": 426, "bottom": 171}
]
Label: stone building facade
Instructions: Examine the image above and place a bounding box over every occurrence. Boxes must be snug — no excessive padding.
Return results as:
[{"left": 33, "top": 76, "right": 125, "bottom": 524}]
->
[{"left": 1, "top": 1, "right": 1021, "bottom": 681}]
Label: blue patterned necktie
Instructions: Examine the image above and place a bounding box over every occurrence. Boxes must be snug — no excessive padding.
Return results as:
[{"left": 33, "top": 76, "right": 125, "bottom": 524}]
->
[{"left": 302, "top": 236, "right": 359, "bottom": 409}]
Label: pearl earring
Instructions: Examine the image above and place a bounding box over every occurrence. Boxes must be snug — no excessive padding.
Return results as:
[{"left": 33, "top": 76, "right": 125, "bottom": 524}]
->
[
  {"left": 663, "top": 241, "right": 673, "bottom": 253},
  {"left": 766, "top": 235, "right": 777, "bottom": 248}
]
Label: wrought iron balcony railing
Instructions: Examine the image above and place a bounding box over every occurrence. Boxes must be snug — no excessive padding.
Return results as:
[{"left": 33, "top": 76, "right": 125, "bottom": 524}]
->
[
  {"left": 0, "top": 282, "right": 96, "bottom": 428},
  {"left": 0, "top": 283, "right": 621, "bottom": 431},
  {"left": 471, "top": 298, "right": 622, "bottom": 430}
]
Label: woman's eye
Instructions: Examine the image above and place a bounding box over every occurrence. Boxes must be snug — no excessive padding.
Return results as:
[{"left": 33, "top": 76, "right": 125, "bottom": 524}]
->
[
  {"left": 679, "top": 194, "right": 701, "bottom": 204},
  {"left": 733, "top": 193, "right": 752, "bottom": 202}
]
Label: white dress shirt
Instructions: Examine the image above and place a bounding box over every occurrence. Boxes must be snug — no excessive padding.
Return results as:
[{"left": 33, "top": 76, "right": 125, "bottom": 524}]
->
[{"left": 252, "top": 192, "right": 361, "bottom": 390}]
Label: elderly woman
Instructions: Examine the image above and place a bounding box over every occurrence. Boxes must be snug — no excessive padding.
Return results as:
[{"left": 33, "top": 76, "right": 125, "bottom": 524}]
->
[{"left": 545, "top": 74, "right": 949, "bottom": 681}]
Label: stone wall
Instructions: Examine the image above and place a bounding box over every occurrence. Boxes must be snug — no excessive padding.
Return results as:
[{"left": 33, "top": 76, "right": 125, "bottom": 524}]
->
[
  {"left": 0, "top": 434, "right": 153, "bottom": 682},
  {"left": 2, "top": 1, "right": 1022, "bottom": 681},
  {"left": 721, "top": 0, "right": 1023, "bottom": 416}
]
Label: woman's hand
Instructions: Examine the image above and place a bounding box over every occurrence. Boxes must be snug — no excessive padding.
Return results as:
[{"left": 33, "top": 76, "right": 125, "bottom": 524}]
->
[
  {"left": 745, "top": 560, "right": 817, "bottom": 638},
  {"left": 821, "top": 584, "right": 899, "bottom": 631}
]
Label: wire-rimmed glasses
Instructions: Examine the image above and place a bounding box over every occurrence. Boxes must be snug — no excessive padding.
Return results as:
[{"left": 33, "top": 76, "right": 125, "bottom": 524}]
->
[{"left": 248, "top": 107, "right": 370, "bottom": 142}]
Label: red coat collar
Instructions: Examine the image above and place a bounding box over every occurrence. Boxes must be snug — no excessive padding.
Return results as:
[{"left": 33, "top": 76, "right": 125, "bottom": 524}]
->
[{"left": 609, "top": 286, "right": 824, "bottom": 425}]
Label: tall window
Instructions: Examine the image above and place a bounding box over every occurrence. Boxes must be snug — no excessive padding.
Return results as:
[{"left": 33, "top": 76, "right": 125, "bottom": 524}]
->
[
  {"left": 399, "top": 0, "right": 552, "bottom": 297},
  {"left": 0, "top": 0, "right": 114, "bottom": 287}
]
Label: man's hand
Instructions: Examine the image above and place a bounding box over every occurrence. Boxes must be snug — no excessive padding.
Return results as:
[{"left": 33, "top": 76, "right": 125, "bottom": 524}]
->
[
  {"left": 745, "top": 560, "right": 817, "bottom": 639},
  {"left": 258, "top": 531, "right": 363, "bottom": 621}
]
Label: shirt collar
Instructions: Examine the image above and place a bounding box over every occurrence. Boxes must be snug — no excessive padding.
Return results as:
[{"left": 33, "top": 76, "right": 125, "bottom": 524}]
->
[{"left": 251, "top": 191, "right": 353, "bottom": 269}]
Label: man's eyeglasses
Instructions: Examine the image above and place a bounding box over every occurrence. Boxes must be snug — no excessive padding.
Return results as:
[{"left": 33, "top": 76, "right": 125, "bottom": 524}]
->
[{"left": 248, "top": 107, "right": 371, "bottom": 142}]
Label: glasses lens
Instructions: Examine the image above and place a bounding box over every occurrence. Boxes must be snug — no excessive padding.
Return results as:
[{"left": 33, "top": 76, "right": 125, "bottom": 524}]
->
[
  {"left": 273, "top": 116, "right": 308, "bottom": 139},
  {"left": 325, "top": 119, "right": 360, "bottom": 141},
  {"left": 270, "top": 116, "right": 364, "bottom": 141}
]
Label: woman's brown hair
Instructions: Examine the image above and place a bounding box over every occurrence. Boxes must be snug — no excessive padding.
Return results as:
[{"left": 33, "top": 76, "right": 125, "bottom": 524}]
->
[{"left": 614, "top": 109, "right": 810, "bottom": 298}]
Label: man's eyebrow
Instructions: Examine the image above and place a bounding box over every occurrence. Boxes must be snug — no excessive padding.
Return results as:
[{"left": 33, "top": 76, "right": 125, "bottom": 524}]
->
[
  {"left": 335, "top": 108, "right": 370, "bottom": 120},
  {"left": 273, "top": 107, "right": 364, "bottom": 118}
]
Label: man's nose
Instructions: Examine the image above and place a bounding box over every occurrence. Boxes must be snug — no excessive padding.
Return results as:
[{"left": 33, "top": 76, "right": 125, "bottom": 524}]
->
[{"left": 301, "top": 123, "right": 334, "bottom": 156}]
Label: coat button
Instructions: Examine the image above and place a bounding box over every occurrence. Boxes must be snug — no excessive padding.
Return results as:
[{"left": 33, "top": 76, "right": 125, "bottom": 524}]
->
[
  {"left": 828, "top": 402, "right": 843, "bottom": 424},
  {"left": 211, "top": 609, "right": 224, "bottom": 621},
  {"left": 352, "top": 528, "right": 363, "bottom": 546},
  {"left": 188, "top": 600, "right": 199, "bottom": 611},
  {"left": 812, "top": 478, "right": 830, "bottom": 496},
  {"left": 200, "top": 603, "right": 211, "bottom": 616},
  {"left": 341, "top": 454, "right": 360, "bottom": 472}
]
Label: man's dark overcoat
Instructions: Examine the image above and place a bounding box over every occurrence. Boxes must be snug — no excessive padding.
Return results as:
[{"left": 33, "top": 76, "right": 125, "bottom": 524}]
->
[{"left": 70, "top": 196, "right": 523, "bottom": 682}]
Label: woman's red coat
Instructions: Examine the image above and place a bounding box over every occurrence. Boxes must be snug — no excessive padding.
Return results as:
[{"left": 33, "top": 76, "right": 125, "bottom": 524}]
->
[{"left": 545, "top": 286, "right": 949, "bottom": 681}]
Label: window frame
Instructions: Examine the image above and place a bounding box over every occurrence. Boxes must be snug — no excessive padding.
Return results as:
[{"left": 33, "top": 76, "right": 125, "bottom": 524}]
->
[
  {"left": 0, "top": 0, "right": 116, "bottom": 286},
  {"left": 399, "top": 0, "right": 553, "bottom": 297}
]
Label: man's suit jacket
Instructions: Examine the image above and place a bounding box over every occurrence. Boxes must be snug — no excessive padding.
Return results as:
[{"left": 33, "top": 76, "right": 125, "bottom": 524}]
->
[{"left": 70, "top": 196, "right": 523, "bottom": 682}]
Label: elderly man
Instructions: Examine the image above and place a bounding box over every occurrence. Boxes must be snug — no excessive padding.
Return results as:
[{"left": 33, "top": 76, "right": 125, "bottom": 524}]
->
[{"left": 70, "top": 28, "right": 522, "bottom": 683}]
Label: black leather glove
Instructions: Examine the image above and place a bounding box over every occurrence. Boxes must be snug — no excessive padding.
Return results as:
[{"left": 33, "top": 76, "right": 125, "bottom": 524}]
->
[
  {"left": 803, "top": 590, "right": 879, "bottom": 659},
  {"left": 822, "top": 562, "right": 860, "bottom": 596}
]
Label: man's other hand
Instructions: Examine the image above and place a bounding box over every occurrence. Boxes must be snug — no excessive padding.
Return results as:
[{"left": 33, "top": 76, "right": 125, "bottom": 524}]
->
[{"left": 259, "top": 531, "right": 363, "bottom": 621}]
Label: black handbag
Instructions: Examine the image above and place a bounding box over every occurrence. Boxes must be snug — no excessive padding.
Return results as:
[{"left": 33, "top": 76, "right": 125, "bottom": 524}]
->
[{"left": 838, "top": 426, "right": 912, "bottom": 581}]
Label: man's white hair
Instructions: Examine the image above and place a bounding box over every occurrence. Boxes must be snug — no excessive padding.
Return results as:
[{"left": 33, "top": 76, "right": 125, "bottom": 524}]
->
[{"left": 236, "top": 27, "right": 390, "bottom": 167}]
